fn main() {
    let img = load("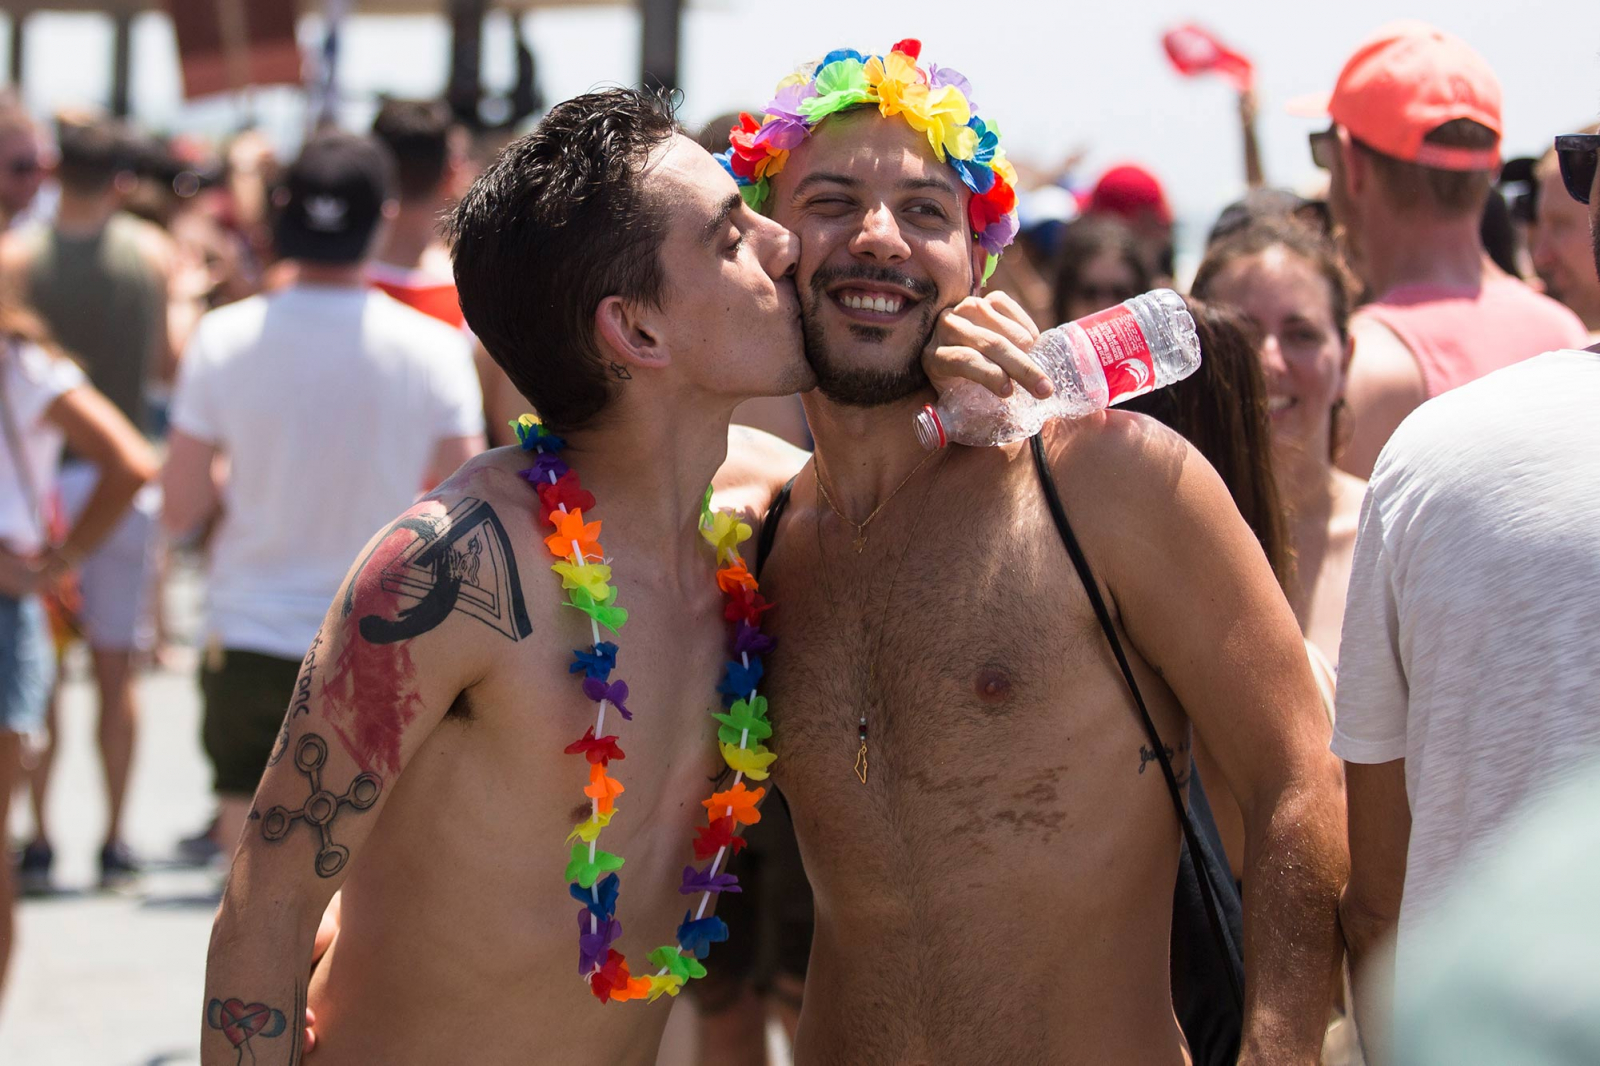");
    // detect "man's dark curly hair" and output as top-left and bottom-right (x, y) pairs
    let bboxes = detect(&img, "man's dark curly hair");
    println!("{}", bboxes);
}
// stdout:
(447, 88), (679, 433)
